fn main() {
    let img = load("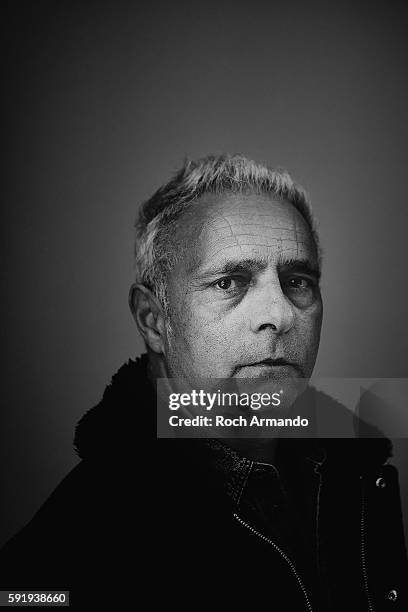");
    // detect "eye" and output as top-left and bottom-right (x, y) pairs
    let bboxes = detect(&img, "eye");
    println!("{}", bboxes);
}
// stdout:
(286, 277), (311, 290)
(212, 276), (247, 293)
(214, 278), (236, 291)
(283, 276), (317, 308)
